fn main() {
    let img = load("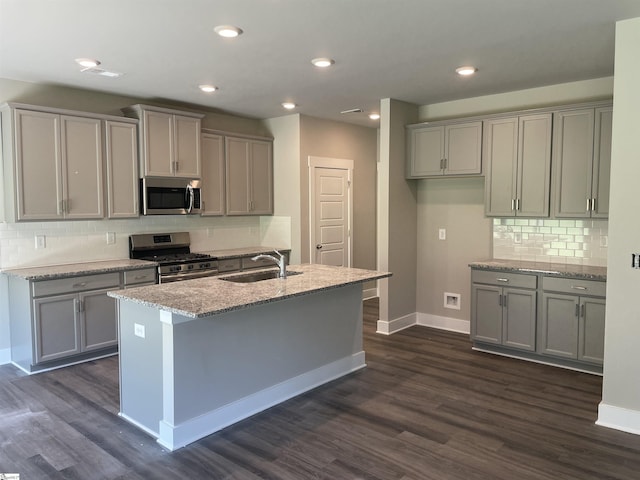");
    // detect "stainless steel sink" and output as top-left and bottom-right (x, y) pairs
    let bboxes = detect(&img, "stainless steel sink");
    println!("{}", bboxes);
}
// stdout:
(220, 270), (301, 283)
